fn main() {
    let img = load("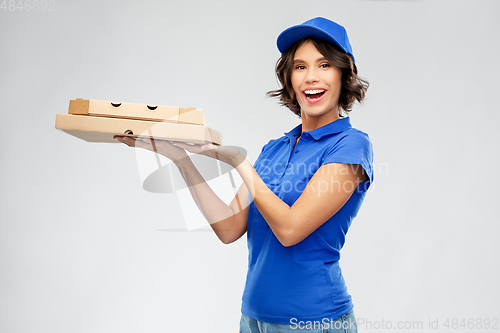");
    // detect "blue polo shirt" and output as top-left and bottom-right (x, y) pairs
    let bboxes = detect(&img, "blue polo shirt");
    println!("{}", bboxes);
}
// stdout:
(241, 117), (373, 324)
